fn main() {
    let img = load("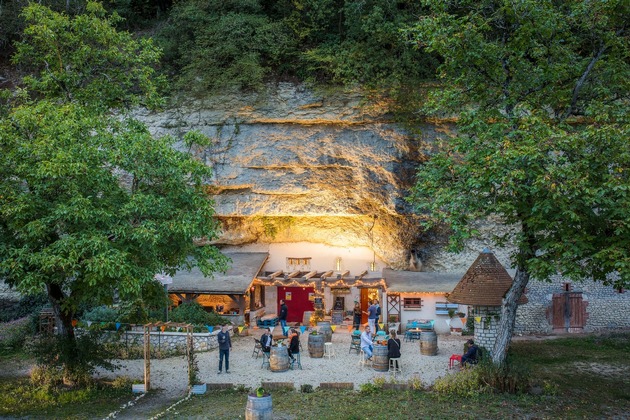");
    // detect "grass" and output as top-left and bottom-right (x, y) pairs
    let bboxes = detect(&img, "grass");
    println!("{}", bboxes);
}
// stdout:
(0, 332), (628, 418)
